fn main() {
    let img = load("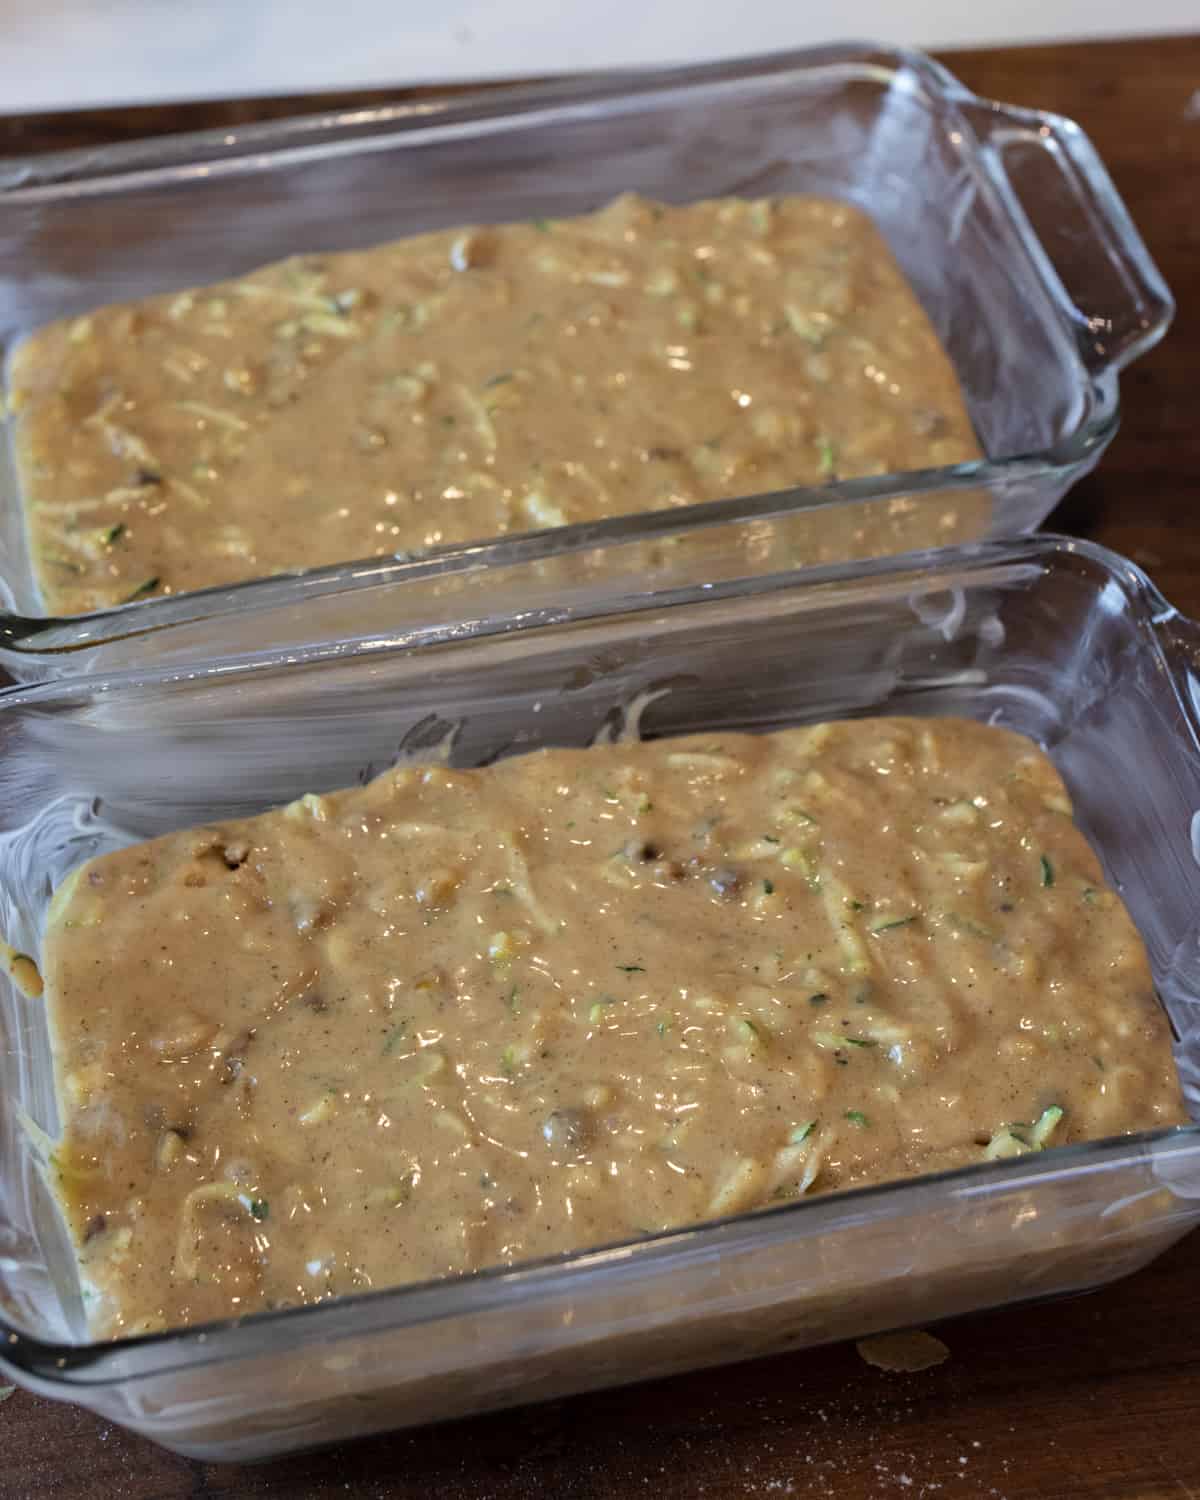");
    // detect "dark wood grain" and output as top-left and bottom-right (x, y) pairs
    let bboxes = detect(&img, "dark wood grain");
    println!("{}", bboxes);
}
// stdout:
(2, 33), (1198, 1499)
